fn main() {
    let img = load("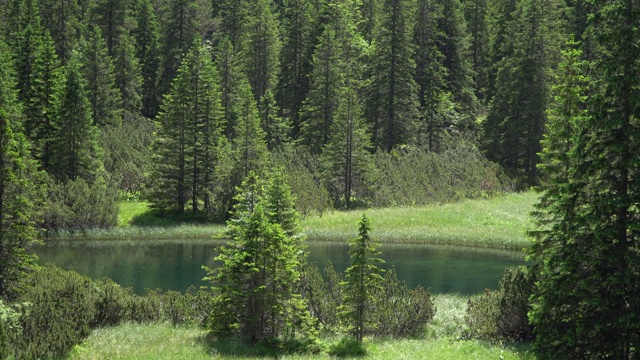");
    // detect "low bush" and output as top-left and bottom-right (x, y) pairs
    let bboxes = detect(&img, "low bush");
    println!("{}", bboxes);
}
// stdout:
(42, 175), (119, 232)
(297, 260), (343, 332)
(369, 268), (435, 338)
(465, 266), (534, 342)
